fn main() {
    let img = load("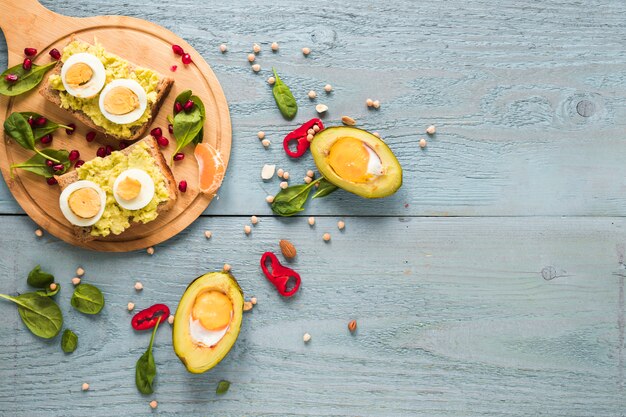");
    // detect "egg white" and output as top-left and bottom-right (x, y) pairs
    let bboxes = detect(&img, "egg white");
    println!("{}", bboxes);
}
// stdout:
(113, 168), (155, 211)
(59, 180), (106, 227)
(61, 53), (106, 99)
(98, 79), (147, 125)
(189, 316), (230, 348)
(365, 144), (384, 176)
